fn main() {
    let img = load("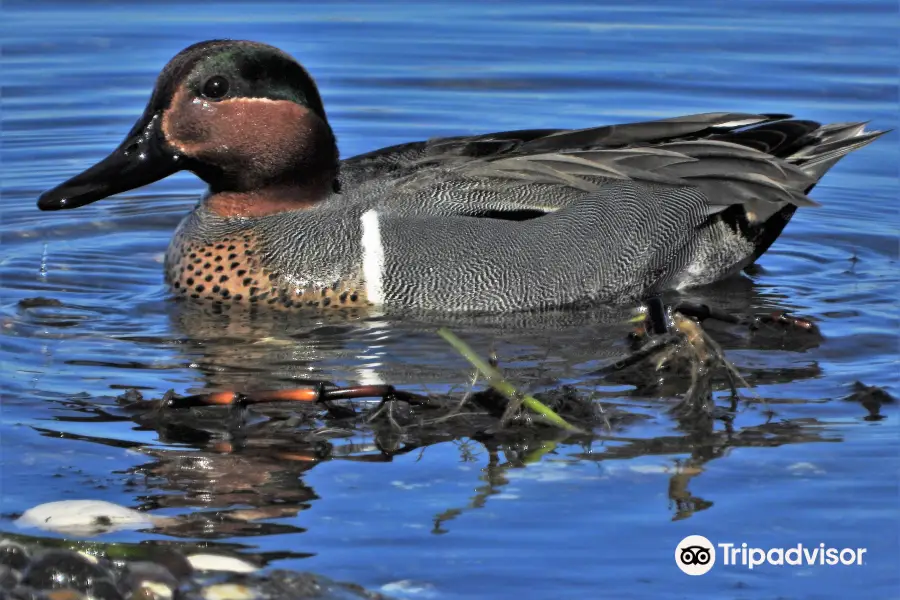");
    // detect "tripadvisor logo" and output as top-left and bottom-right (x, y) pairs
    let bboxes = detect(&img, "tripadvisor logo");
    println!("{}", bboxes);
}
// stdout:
(675, 535), (716, 575)
(675, 536), (867, 575)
